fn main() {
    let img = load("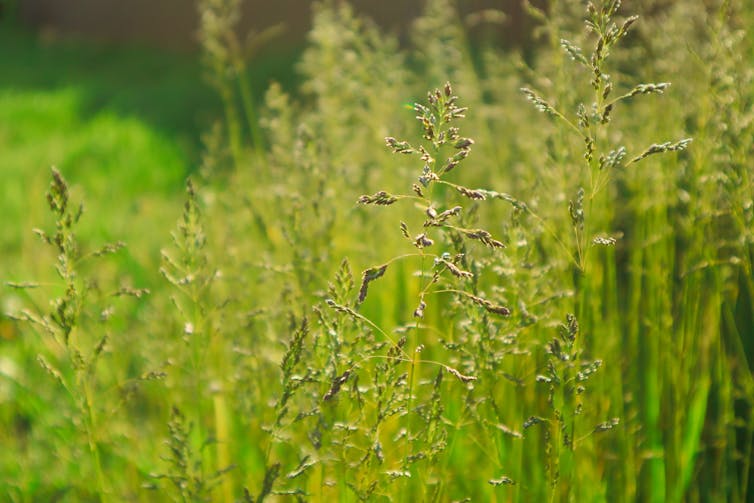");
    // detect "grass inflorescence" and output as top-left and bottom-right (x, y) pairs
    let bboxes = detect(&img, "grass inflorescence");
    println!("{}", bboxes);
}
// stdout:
(2, 0), (753, 501)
